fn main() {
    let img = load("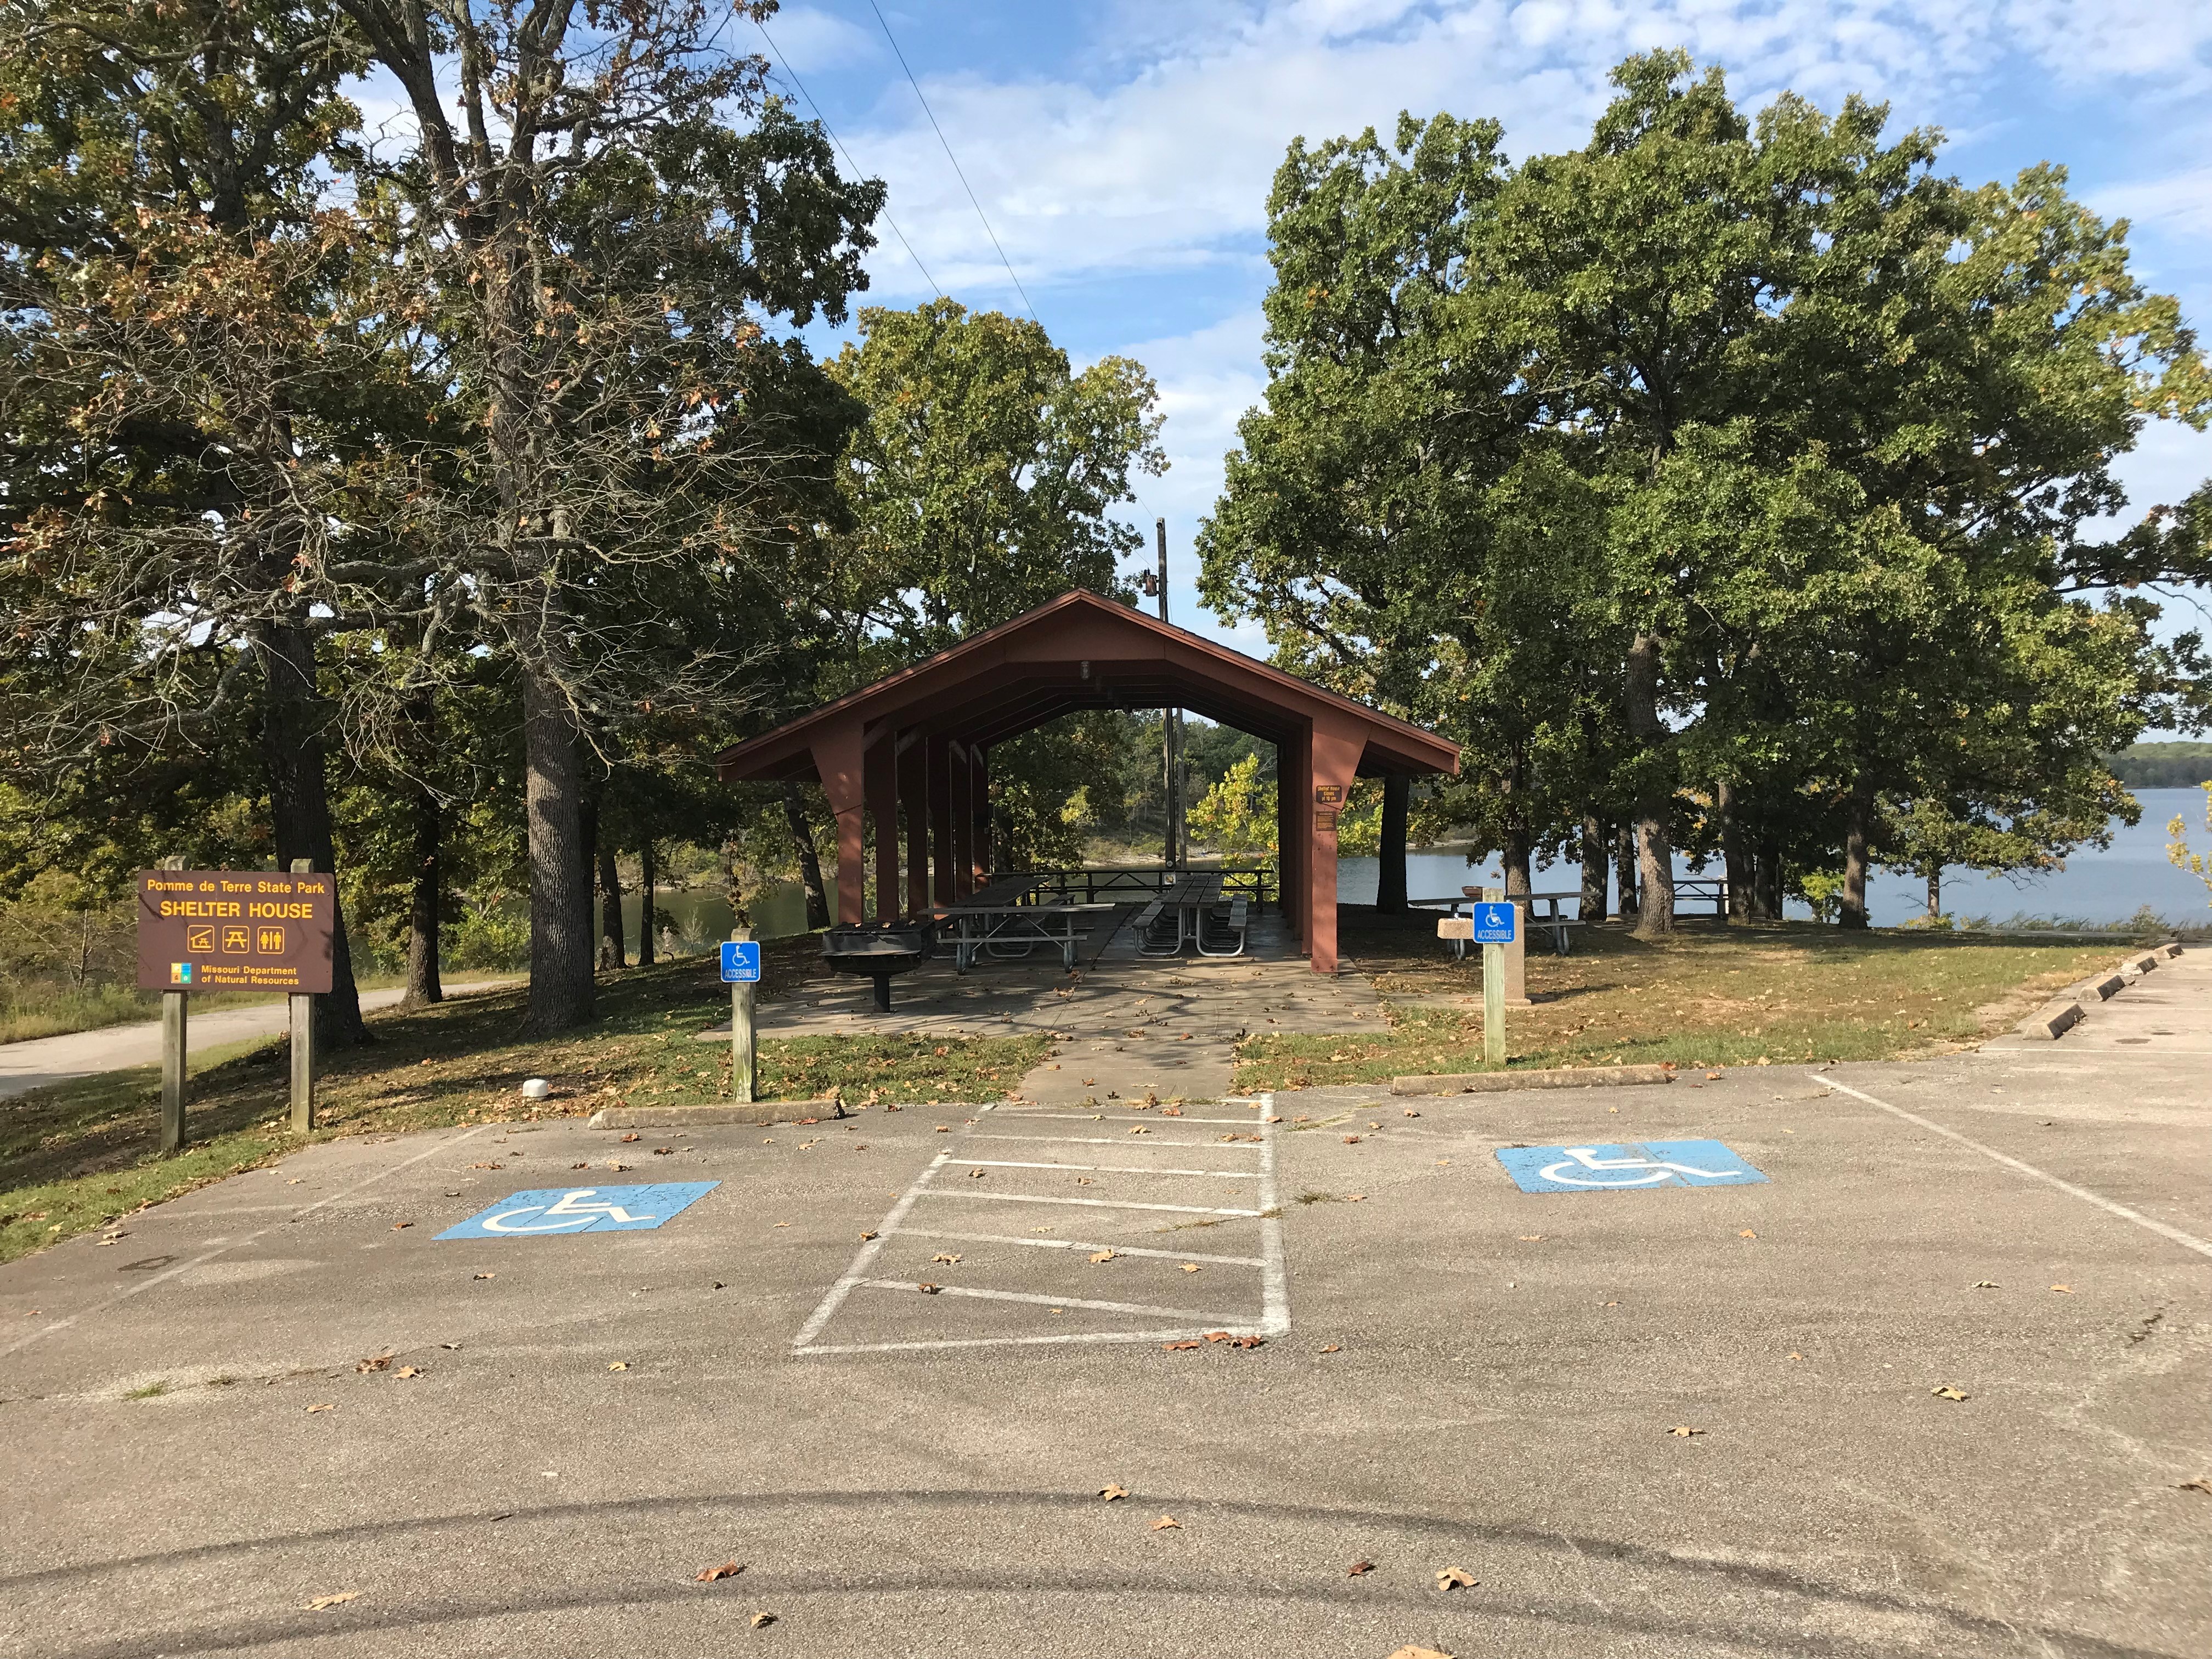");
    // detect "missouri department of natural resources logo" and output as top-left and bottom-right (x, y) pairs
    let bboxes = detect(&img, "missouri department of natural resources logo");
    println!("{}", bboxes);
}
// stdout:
(169, 962), (193, 985)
